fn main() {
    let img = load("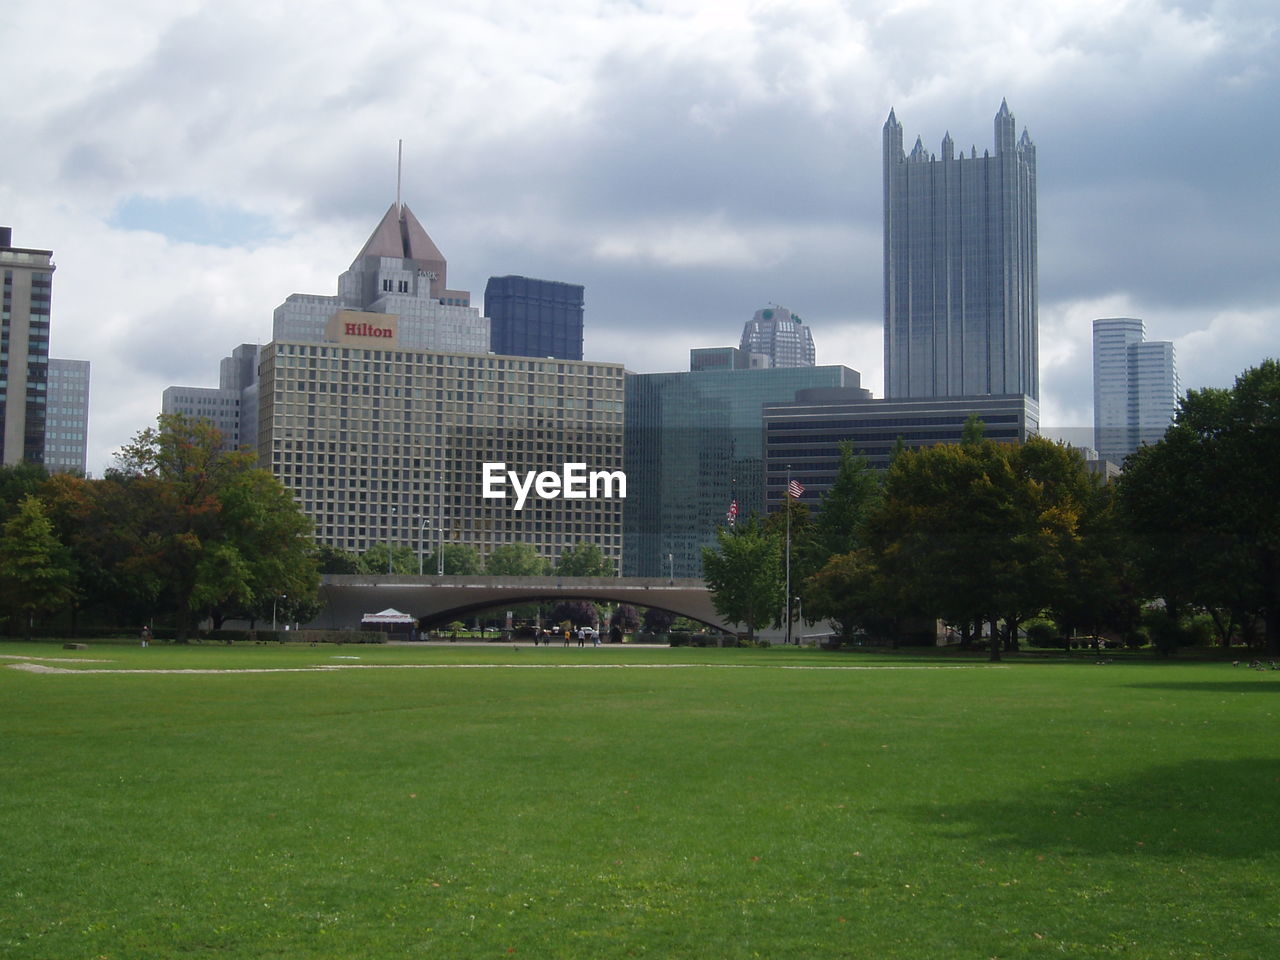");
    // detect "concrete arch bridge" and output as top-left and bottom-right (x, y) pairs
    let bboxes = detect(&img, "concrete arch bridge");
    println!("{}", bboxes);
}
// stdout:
(313, 575), (730, 632)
